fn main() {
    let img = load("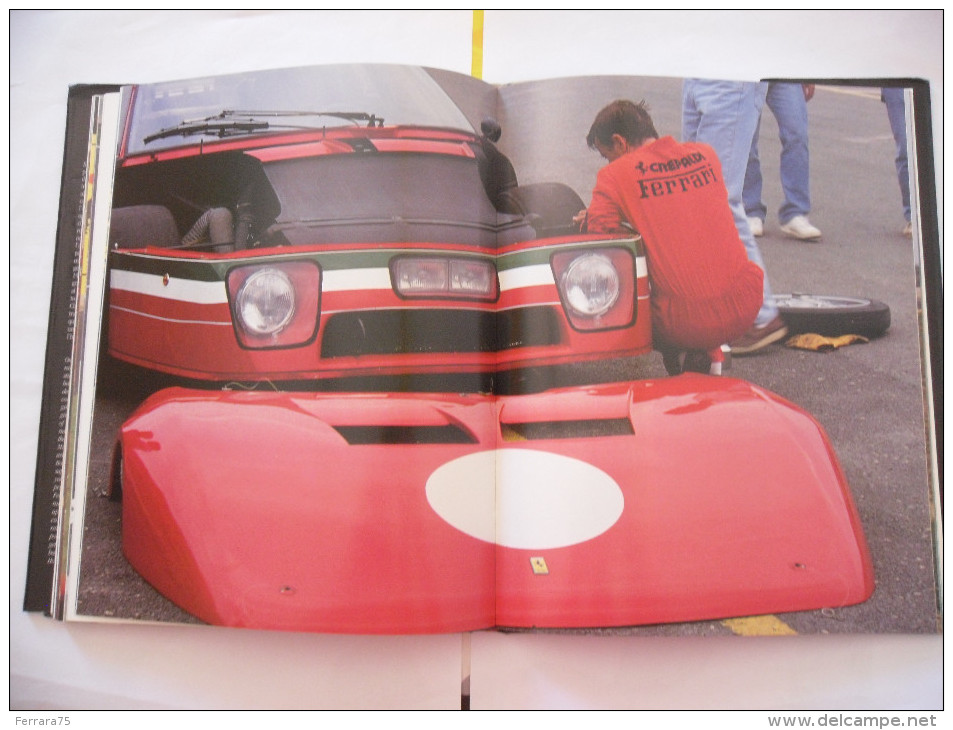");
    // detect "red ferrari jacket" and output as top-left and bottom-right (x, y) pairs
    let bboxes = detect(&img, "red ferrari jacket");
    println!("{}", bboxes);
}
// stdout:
(586, 136), (763, 350)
